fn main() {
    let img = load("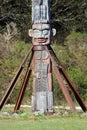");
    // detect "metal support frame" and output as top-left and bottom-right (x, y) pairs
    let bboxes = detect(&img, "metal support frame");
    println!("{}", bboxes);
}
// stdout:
(0, 45), (87, 113)
(45, 45), (87, 112)
(47, 45), (87, 112)
(45, 46), (76, 112)
(59, 67), (87, 112)
(0, 47), (33, 110)
(14, 51), (34, 112)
